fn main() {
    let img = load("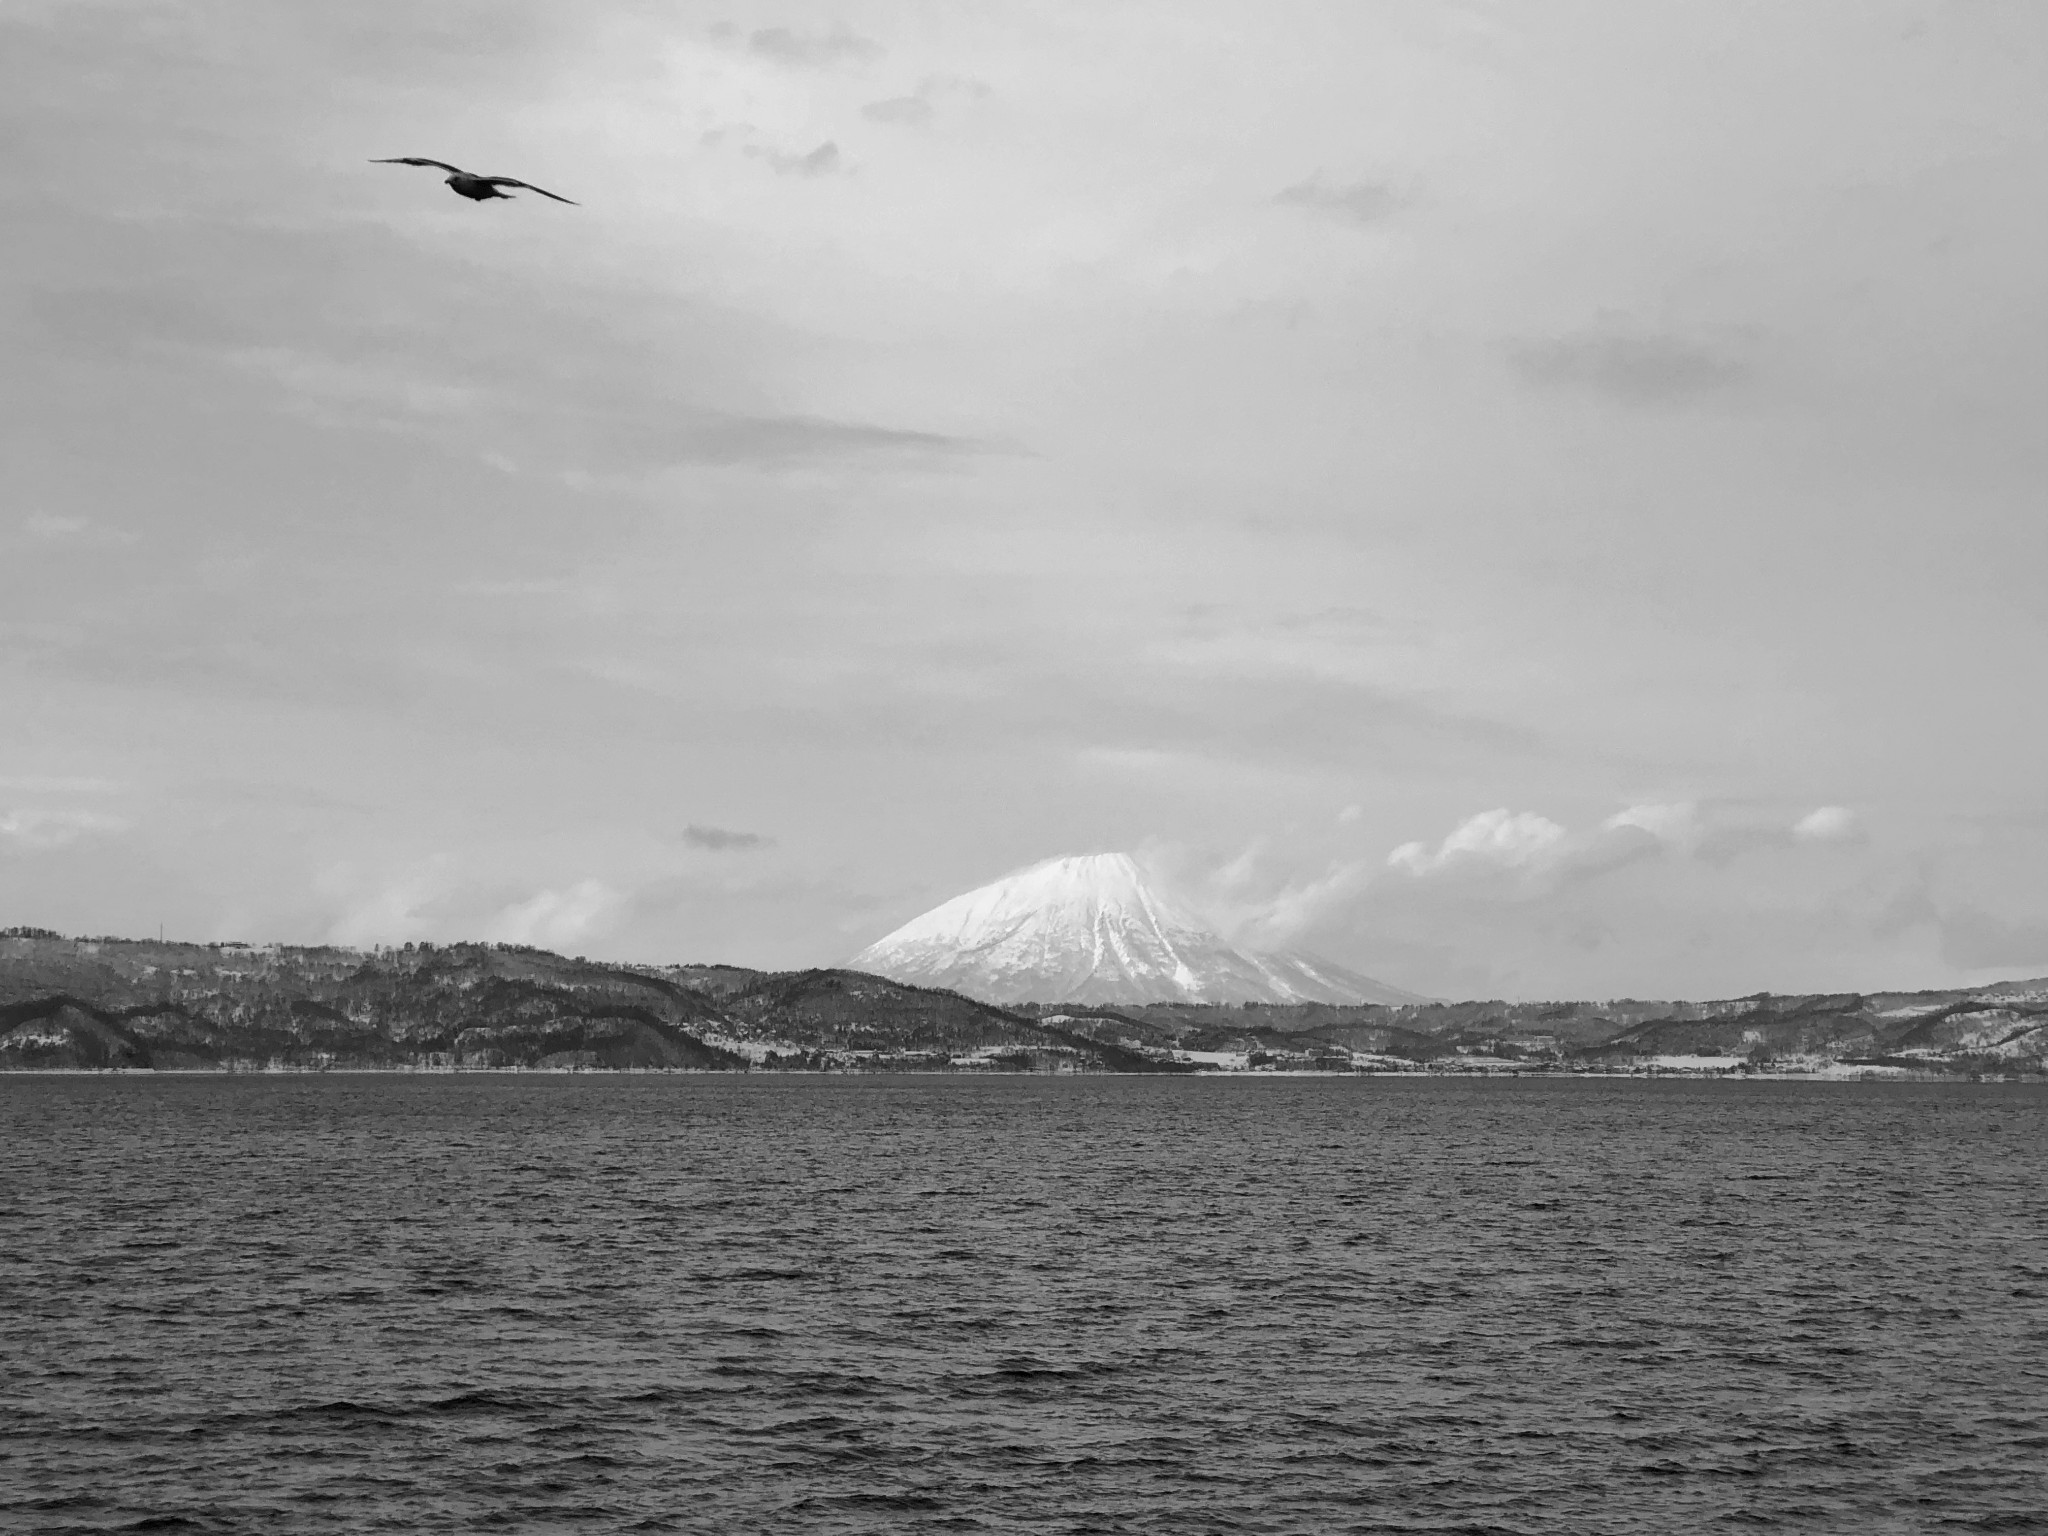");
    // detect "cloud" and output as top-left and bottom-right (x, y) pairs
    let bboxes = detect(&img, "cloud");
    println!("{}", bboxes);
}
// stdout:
(1134, 839), (1372, 950)
(1276, 177), (1403, 224)
(0, 776), (123, 795)
(1871, 863), (2048, 973)
(227, 331), (978, 472)
(744, 140), (844, 177)
(1337, 803), (1363, 825)
(745, 27), (883, 67)
(1375, 799), (1768, 892)
(22, 512), (136, 545)
(1589, 799), (1861, 868)
(1241, 860), (1373, 945)
(1508, 325), (1748, 404)
(1603, 800), (1702, 849)
(180, 778), (369, 814)
(641, 411), (980, 466)
(320, 860), (630, 953)
(861, 96), (934, 128)
(1602, 801), (1861, 865)
(486, 879), (625, 950)
(0, 807), (130, 849)
(681, 824), (772, 852)
(1935, 904), (2048, 971)
(323, 862), (452, 947)
(702, 124), (847, 177)
(1388, 808), (1567, 876)
(859, 78), (988, 128)
(206, 344), (494, 443)
(1794, 805), (1859, 841)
